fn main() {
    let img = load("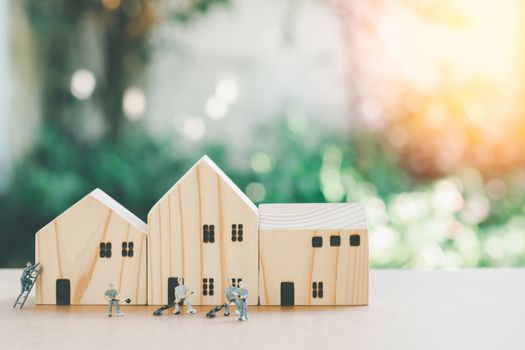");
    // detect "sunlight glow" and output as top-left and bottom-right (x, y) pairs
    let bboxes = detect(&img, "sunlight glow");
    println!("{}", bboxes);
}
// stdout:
(183, 117), (206, 141)
(349, 0), (523, 174)
(205, 78), (240, 120)
(123, 86), (146, 120)
(245, 182), (266, 202)
(432, 180), (464, 213)
(250, 152), (273, 174)
(70, 69), (96, 100)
